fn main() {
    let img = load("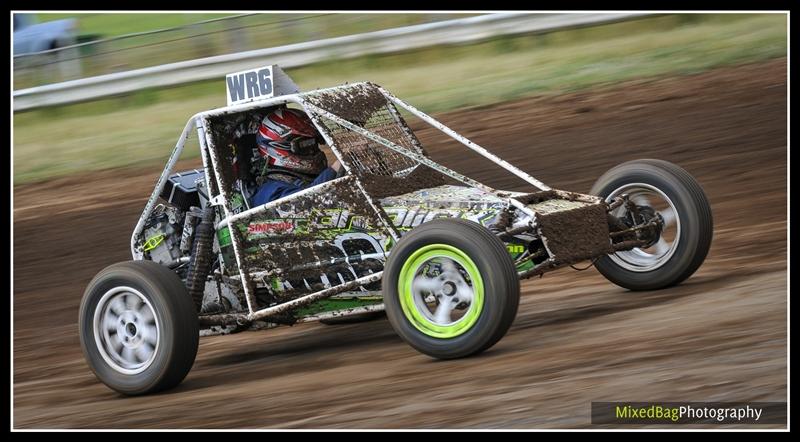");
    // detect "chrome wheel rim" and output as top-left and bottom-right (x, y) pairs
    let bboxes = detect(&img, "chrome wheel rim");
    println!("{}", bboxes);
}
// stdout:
(606, 183), (681, 272)
(93, 286), (160, 375)
(411, 256), (477, 327)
